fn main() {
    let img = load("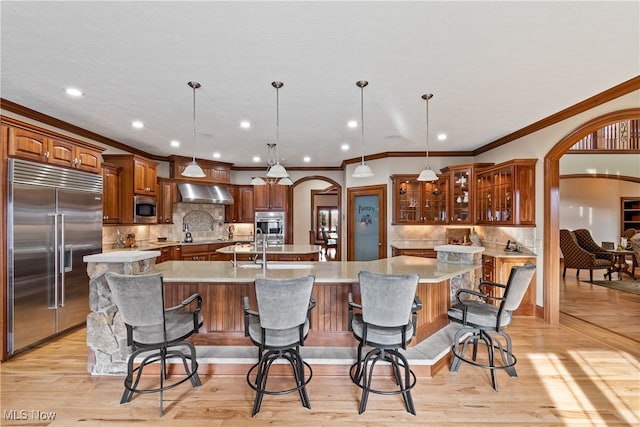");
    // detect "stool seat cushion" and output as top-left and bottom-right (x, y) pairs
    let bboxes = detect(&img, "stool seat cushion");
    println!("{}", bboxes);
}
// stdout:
(448, 300), (512, 329)
(133, 311), (203, 344)
(247, 316), (310, 348)
(351, 314), (414, 346)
